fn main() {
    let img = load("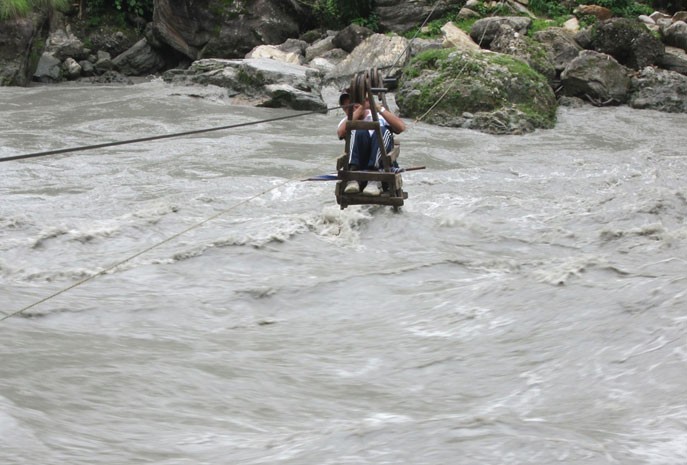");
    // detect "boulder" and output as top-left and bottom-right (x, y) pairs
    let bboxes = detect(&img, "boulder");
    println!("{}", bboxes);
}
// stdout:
(491, 24), (556, 83)
(62, 57), (82, 79)
(441, 22), (480, 51)
(246, 38), (308, 65)
(162, 58), (326, 111)
(0, 12), (49, 86)
(152, 0), (305, 61)
(457, 7), (481, 20)
(629, 66), (687, 113)
(246, 45), (303, 65)
(396, 48), (557, 135)
(560, 50), (632, 104)
(332, 24), (374, 54)
(662, 21), (687, 51)
(95, 50), (114, 74)
(45, 27), (89, 61)
(33, 52), (62, 83)
(573, 4), (613, 21)
(591, 18), (665, 69)
(326, 34), (410, 86)
(305, 35), (336, 62)
(657, 46), (687, 75)
(563, 17), (580, 33)
(469, 16), (532, 49)
(533, 27), (583, 74)
(410, 37), (443, 57)
(112, 38), (166, 75)
(85, 28), (136, 58)
(79, 59), (95, 76)
(375, 0), (455, 34)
